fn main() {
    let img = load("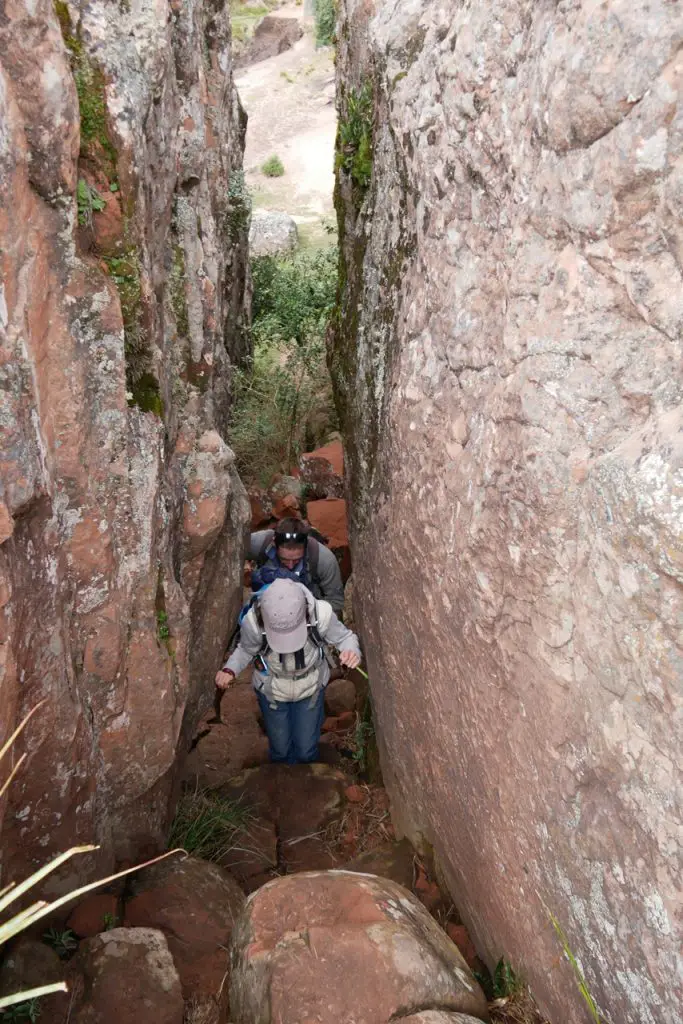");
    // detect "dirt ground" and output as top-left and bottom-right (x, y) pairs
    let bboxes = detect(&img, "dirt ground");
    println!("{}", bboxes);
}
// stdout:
(235, 4), (336, 247)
